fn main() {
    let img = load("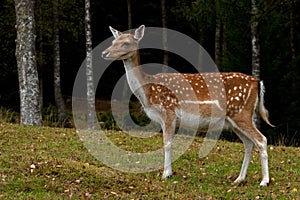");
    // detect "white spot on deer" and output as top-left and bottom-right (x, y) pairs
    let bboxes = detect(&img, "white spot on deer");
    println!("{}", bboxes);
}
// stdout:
(234, 86), (237, 90)
(235, 97), (240, 101)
